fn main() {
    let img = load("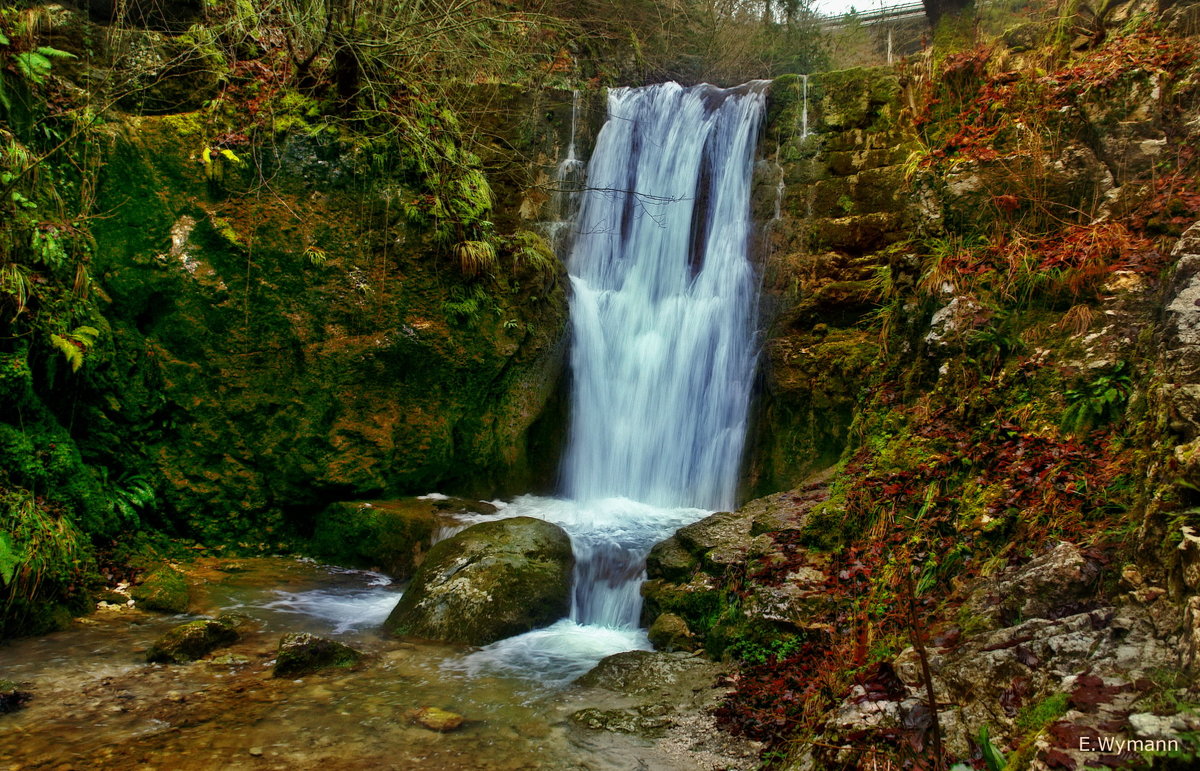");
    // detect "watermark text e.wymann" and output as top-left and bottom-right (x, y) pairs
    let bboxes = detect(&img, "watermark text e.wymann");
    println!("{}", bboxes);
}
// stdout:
(1079, 736), (1181, 753)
